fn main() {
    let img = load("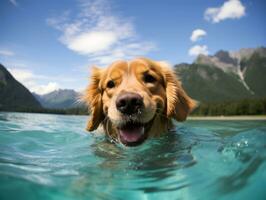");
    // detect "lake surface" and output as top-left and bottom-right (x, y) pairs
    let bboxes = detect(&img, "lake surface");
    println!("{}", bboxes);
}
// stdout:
(0, 112), (265, 200)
